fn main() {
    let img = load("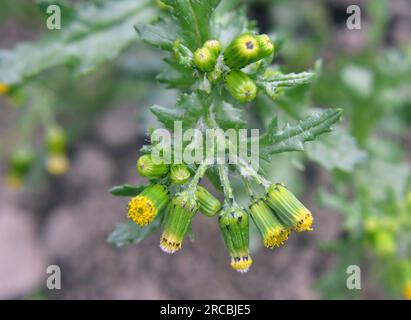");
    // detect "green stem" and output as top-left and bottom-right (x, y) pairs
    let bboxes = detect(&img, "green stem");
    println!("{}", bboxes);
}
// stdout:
(218, 164), (234, 202)
(187, 162), (209, 193)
